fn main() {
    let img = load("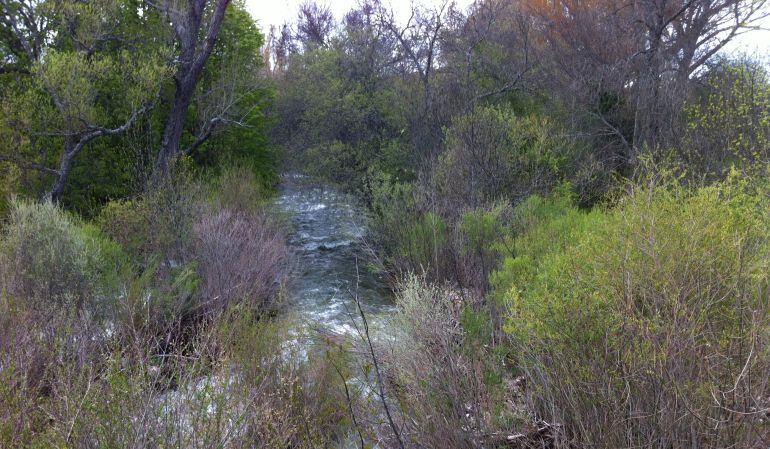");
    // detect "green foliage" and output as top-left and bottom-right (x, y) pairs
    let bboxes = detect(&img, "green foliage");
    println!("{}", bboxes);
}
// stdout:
(436, 106), (570, 208)
(0, 0), (277, 213)
(489, 187), (595, 302)
(459, 203), (510, 259)
(455, 203), (514, 291)
(685, 58), (770, 177)
(499, 173), (767, 345)
(273, 42), (410, 191)
(494, 172), (770, 446)
(385, 277), (526, 445)
(0, 200), (126, 312)
(0, 0), (171, 206)
(306, 141), (362, 185)
(396, 212), (449, 278)
(96, 198), (152, 263)
(208, 163), (272, 212)
(37, 49), (169, 127)
(189, 3), (276, 185)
